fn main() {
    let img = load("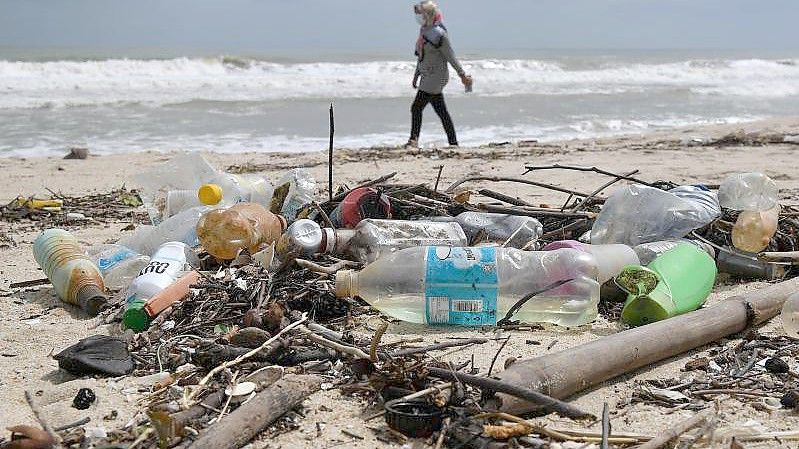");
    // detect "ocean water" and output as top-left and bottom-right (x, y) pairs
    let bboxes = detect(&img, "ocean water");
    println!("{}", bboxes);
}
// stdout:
(1, 49), (799, 157)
